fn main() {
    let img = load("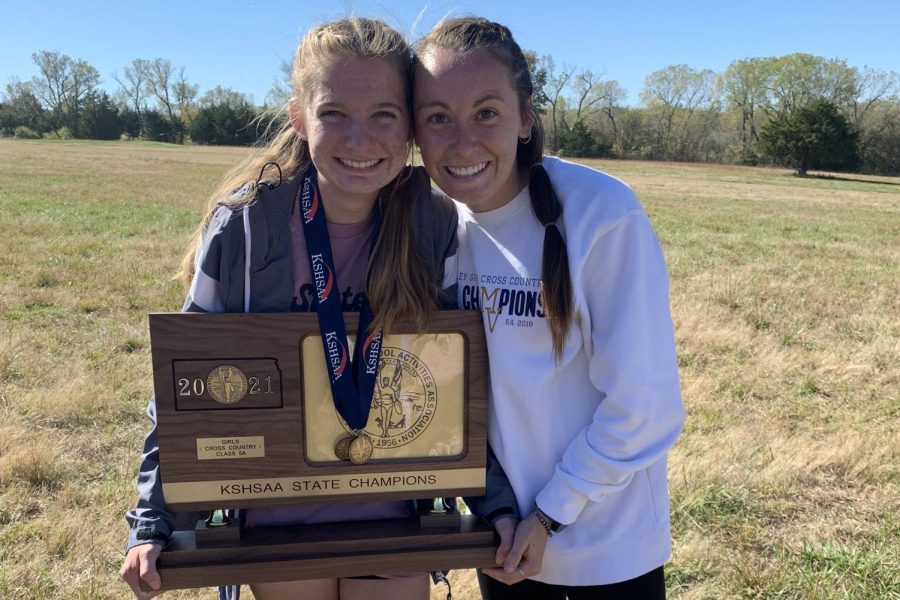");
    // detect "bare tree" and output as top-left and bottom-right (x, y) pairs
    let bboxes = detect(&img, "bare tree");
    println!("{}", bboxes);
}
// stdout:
(30, 50), (68, 124)
(568, 70), (606, 126)
(568, 74), (626, 146)
(145, 58), (189, 142)
(200, 85), (252, 109)
(529, 53), (625, 155)
(641, 64), (716, 159)
(145, 59), (175, 130)
(849, 67), (900, 129)
(718, 57), (774, 161)
(265, 60), (293, 108)
(113, 58), (151, 135)
(538, 56), (575, 152)
(173, 67), (199, 129)
(594, 80), (627, 147)
(30, 50), (99, 135)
